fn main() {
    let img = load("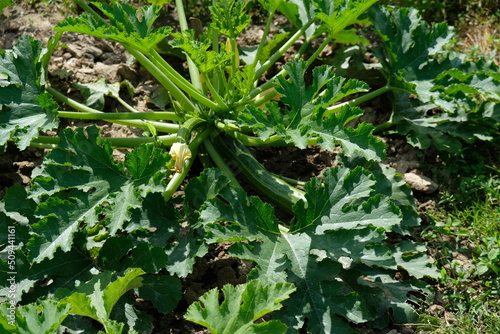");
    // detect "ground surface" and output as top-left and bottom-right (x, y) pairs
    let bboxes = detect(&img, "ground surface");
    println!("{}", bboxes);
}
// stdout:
(0, 3), (467, 333)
